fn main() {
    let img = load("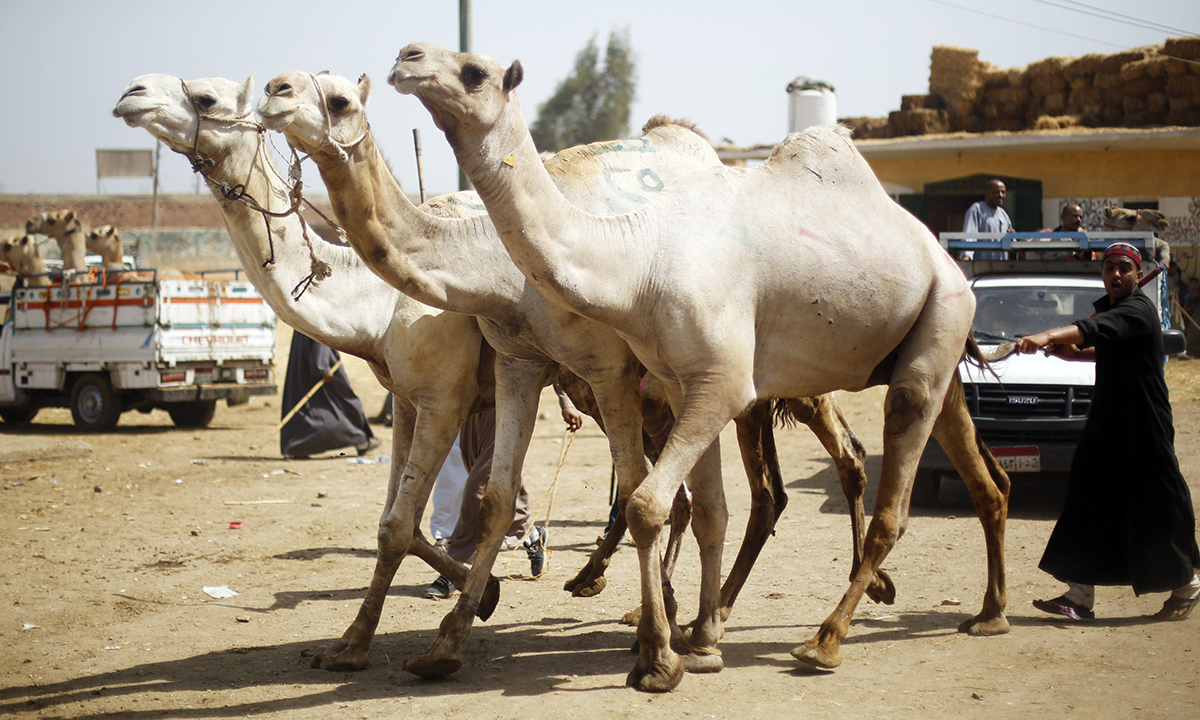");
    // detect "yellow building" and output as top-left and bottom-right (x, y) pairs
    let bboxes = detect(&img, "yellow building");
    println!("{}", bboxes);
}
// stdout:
(718, 125), (1200, 279)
